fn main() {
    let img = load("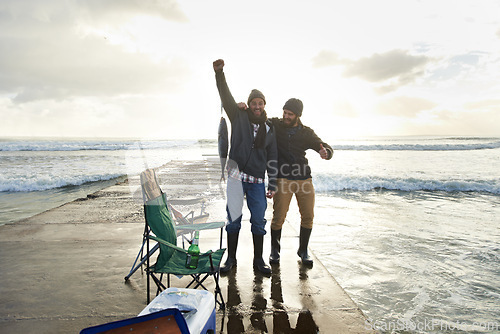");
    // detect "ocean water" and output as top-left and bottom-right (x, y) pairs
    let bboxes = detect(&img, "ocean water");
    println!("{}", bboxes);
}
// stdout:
(1, 136), (499, 333)
(304, 137), (500, 333)
(0, 138), (209, 224)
